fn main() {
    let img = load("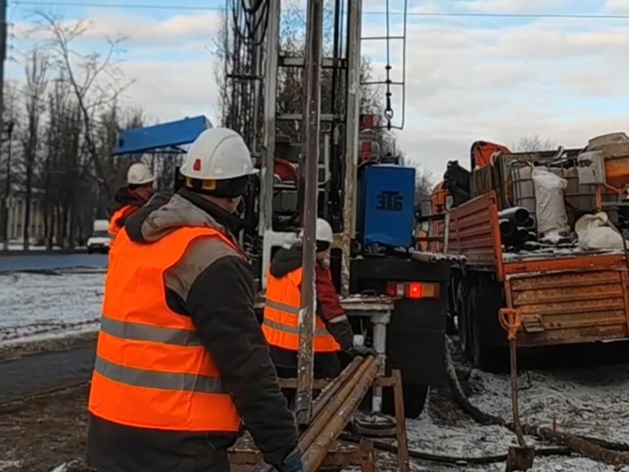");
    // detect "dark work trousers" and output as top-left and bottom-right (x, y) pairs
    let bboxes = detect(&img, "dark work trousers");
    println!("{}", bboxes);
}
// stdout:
(87, 414), (235, 472)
